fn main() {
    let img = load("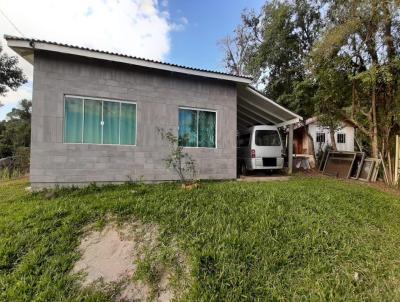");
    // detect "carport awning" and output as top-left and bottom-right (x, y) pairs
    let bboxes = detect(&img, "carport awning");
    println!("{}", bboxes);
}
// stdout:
(237, 86), (302, 131)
